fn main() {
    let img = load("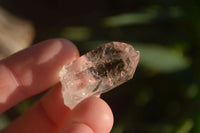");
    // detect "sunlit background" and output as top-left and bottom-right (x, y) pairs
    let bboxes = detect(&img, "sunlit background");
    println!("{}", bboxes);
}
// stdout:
(0, 0), (200, 133)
